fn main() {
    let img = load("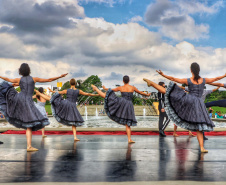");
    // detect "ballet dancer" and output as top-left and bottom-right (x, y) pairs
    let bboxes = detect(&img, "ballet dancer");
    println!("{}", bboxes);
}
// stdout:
(36, 78), (99, 141)
(91, 75), (151, 143)
(33, 87), (50, 138)
(0, 63), (68, 151)
(143, 62), (226, 153)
